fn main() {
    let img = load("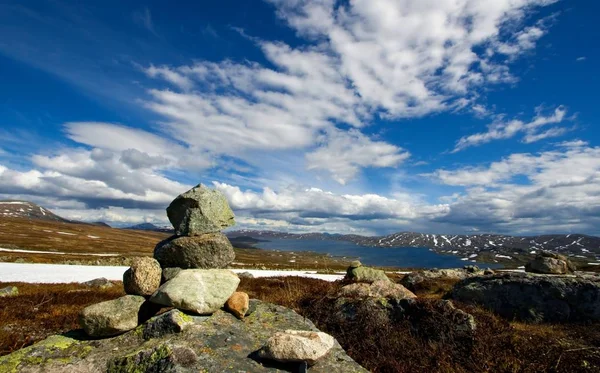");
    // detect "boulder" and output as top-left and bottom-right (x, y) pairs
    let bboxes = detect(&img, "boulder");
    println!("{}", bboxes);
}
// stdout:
(79, 295), (146, 337)
(0, 286), (18, 297)
(154, 233), (235, 269)
(525, 251), (575, 274)
(338, 280), (416, 300)
(149, 269), (240, 315)
(345, 266), (389, 283)
(451, 272), (600, 322)
(167, 184), (235, 235)
(123, 257), (162, 296)
(142, 309), (196, 340)
(396, 298), (477, 342)
(258, 330), (335, 365)
(400, 267), (484, 292)
(1, 301), (367, 372)
(225, 291), (250, 319)
(82, 277), (114, 289)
